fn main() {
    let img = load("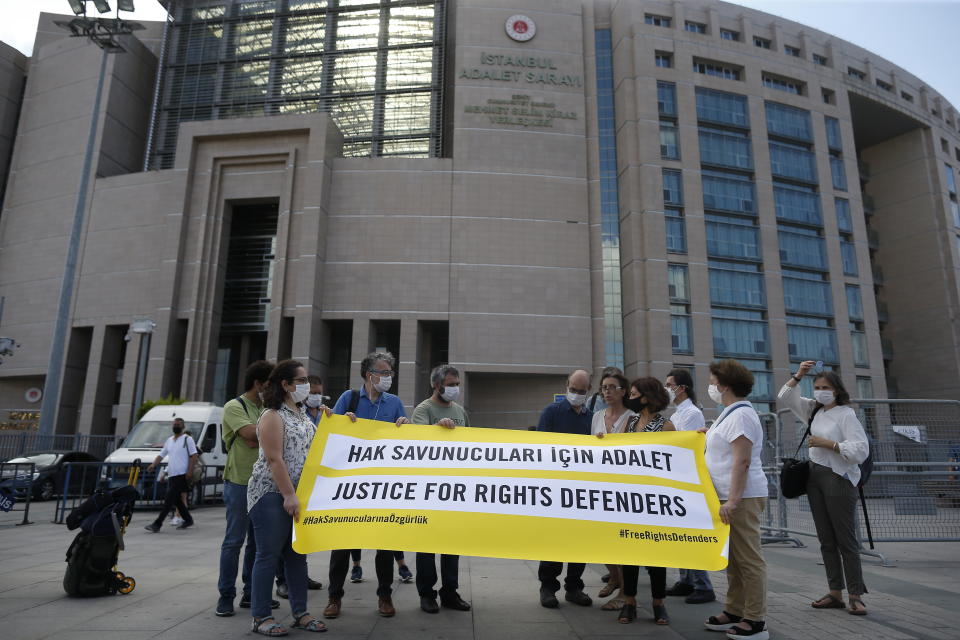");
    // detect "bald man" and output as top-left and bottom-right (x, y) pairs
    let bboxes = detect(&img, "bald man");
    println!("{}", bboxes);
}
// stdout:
(534, 369), (594, 608)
